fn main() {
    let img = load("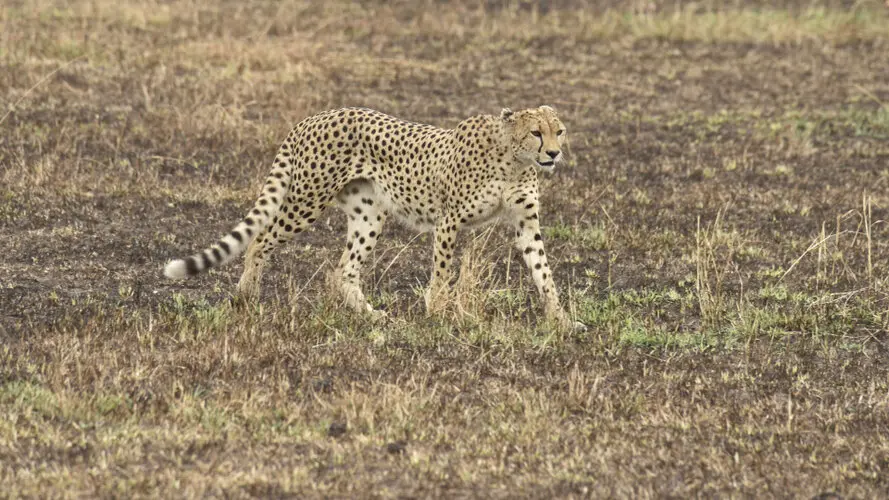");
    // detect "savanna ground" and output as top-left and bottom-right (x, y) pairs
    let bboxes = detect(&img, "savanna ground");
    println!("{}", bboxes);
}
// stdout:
(2, 0), (889, 497)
